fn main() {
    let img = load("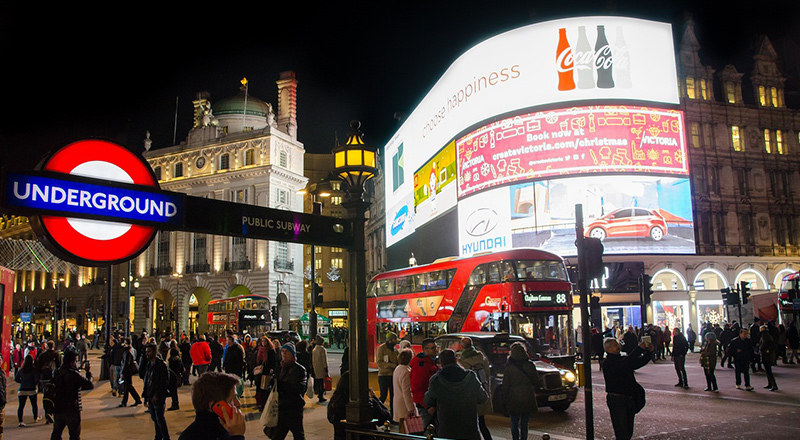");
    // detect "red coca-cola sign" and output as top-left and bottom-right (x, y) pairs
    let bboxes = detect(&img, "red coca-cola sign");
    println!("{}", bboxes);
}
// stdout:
(457, 105), (688, 198)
